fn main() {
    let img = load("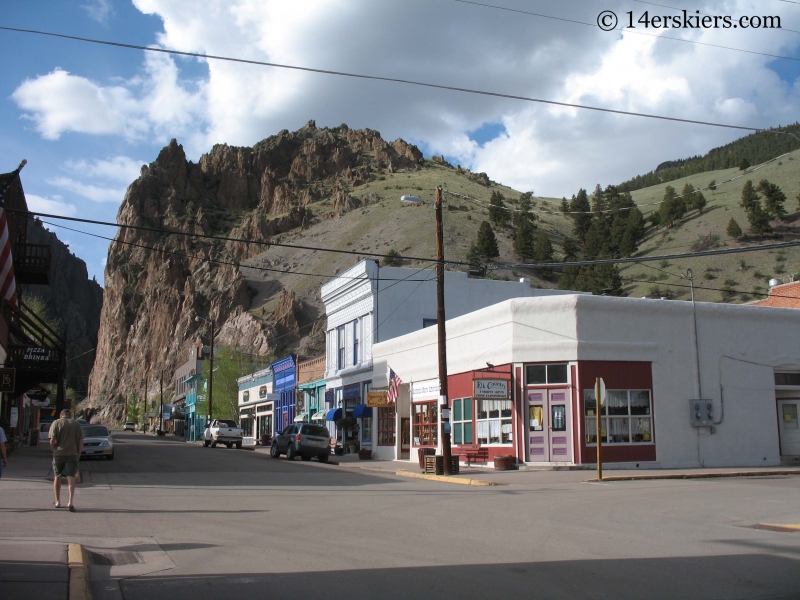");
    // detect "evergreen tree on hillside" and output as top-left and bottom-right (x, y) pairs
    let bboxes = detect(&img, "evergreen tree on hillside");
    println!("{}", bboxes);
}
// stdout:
(562, 237), (580, 261)
(488, 191), (509, 228)
(659, 185), (686, 227)
(740, 180), (759, 212)
(740, 180), (772, 234)
(513, 218), (535, 261)
(583, 218), (611, 260)
(533, 231), (554, 277)
(682, 183), (707, 213)
(591, 184), (607, 214)
(739, 157), (751, 171)
(726, 218), (743, 239)
(515, 193), (535, 227)
(569, 189), (592, 242)
(382, 249), (403, 266)
(473, 221), (500, 260)
(559, 197), (569, 215)
(708, 180), (717, 192)
(757, 179), (787, 220)
(558, 264), (623, 296)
